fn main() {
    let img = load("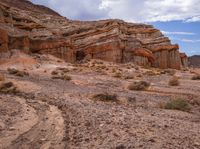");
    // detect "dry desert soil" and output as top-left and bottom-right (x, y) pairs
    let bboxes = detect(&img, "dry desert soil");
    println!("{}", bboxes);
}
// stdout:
(0, 53), (200, 149)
